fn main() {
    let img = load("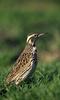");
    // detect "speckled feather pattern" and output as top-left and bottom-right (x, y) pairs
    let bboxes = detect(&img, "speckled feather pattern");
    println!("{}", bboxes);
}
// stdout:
(6, 44), (37, 85)
(5, 32), (44, 85)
